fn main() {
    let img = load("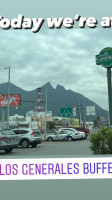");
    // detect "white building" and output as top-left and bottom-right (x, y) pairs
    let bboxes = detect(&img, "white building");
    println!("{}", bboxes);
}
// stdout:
(9, 114), (25, 120)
